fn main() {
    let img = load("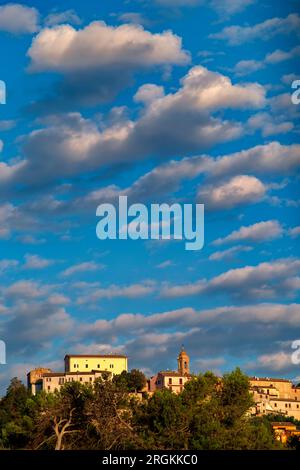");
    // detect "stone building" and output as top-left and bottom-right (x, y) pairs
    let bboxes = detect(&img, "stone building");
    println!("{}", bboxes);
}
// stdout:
(250, 377), (300, 420)
(27, 353), (128, 394)
(148, 346), (192, 394)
